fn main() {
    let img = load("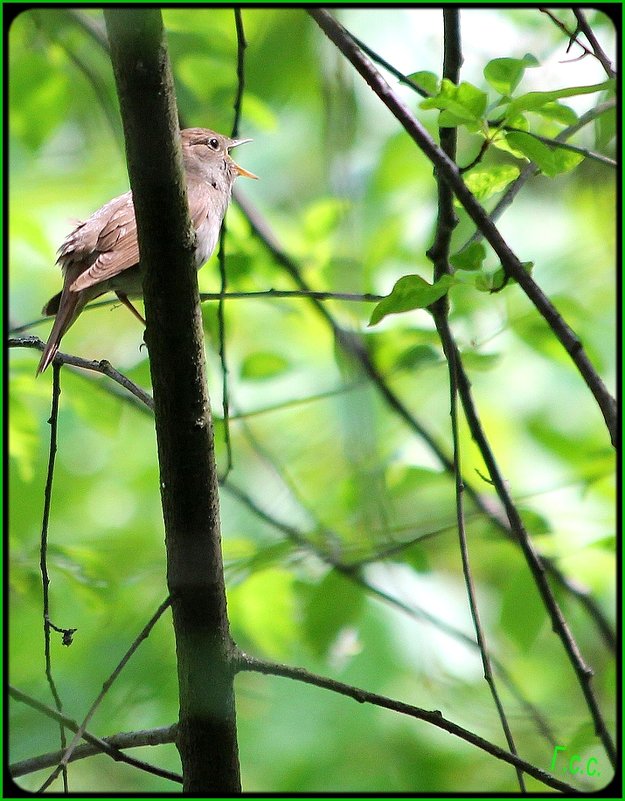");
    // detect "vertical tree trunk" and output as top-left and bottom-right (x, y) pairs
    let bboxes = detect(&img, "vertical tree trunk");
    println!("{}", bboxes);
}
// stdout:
(104, 10), (241, 793)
